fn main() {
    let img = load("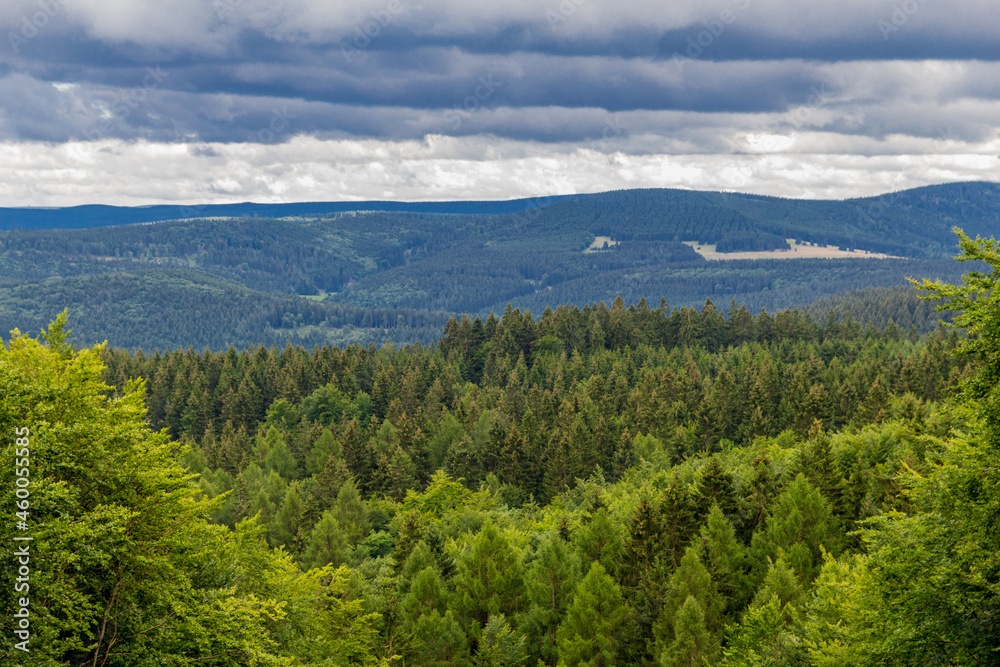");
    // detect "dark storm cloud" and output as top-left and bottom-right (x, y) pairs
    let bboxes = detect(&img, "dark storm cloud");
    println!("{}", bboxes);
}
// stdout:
(0, 0), (998, 209)
(0, 0), (998, 145)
